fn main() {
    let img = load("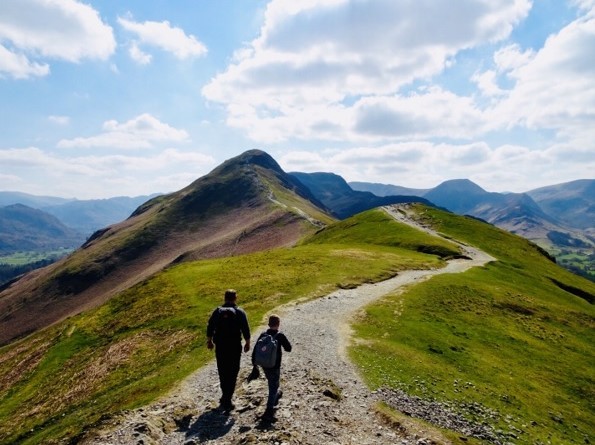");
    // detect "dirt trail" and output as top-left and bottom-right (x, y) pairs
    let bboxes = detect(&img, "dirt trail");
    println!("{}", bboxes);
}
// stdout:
(83, 205), (495, 445)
